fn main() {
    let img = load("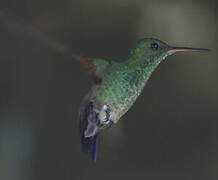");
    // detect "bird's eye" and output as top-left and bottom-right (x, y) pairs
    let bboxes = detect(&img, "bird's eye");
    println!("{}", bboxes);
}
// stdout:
(150, 43), (159, 50)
